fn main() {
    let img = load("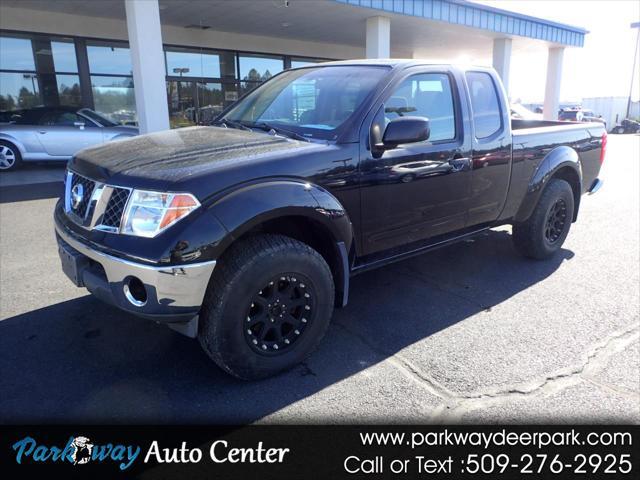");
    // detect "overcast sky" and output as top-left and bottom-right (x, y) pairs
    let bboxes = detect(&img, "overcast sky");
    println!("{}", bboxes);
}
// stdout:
(472, 0), (640, 103)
